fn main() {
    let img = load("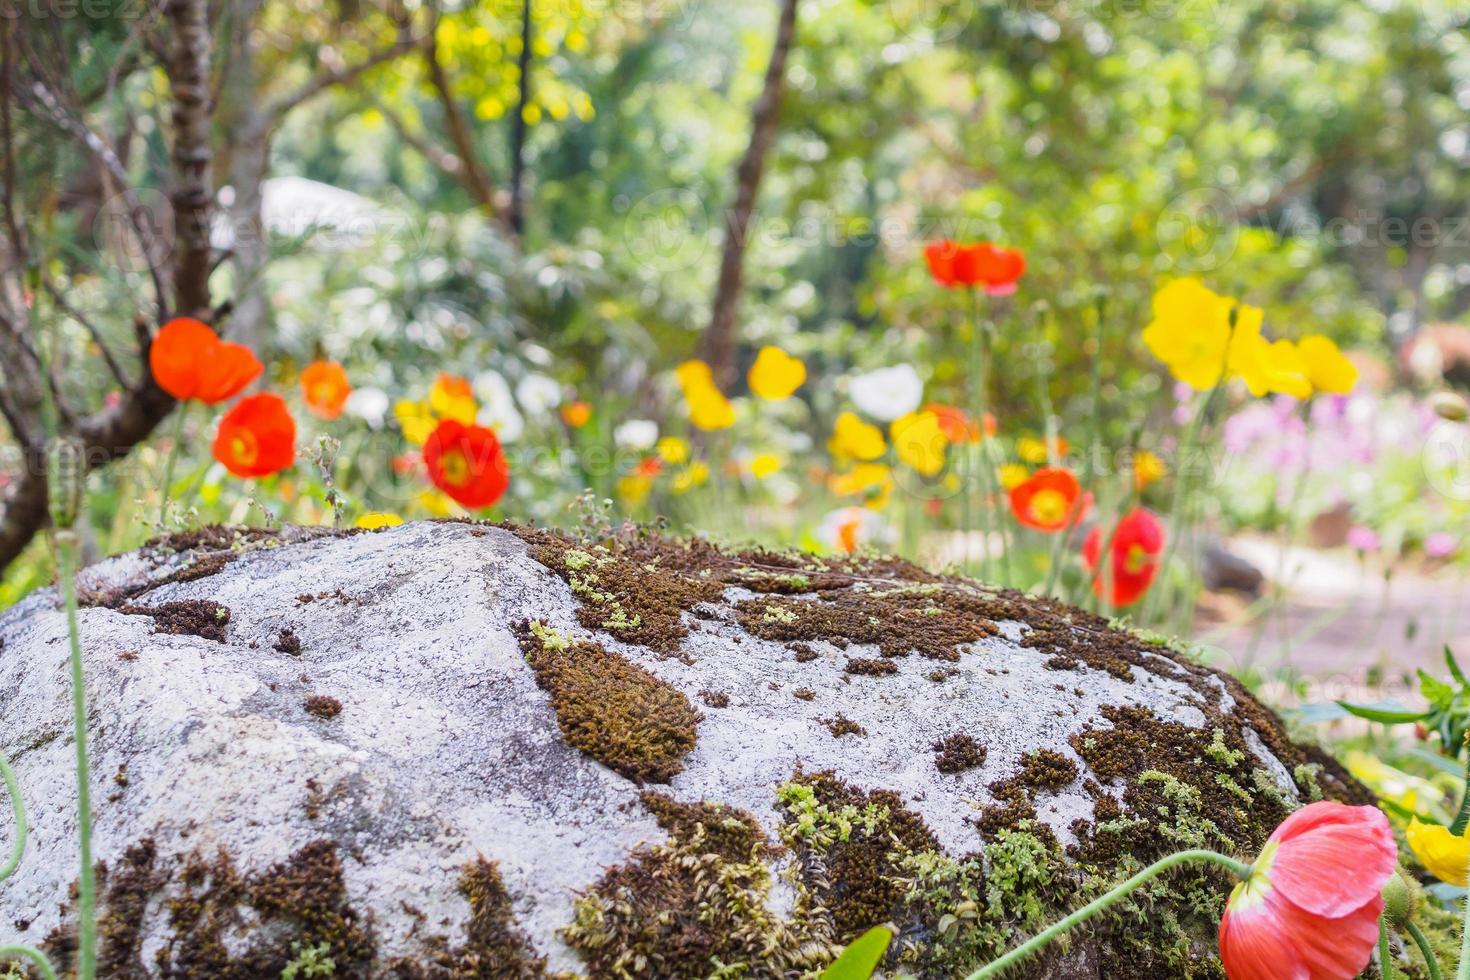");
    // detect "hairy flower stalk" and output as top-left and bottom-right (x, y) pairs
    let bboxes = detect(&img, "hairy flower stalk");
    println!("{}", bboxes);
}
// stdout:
(963, 849), (1253, 979)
